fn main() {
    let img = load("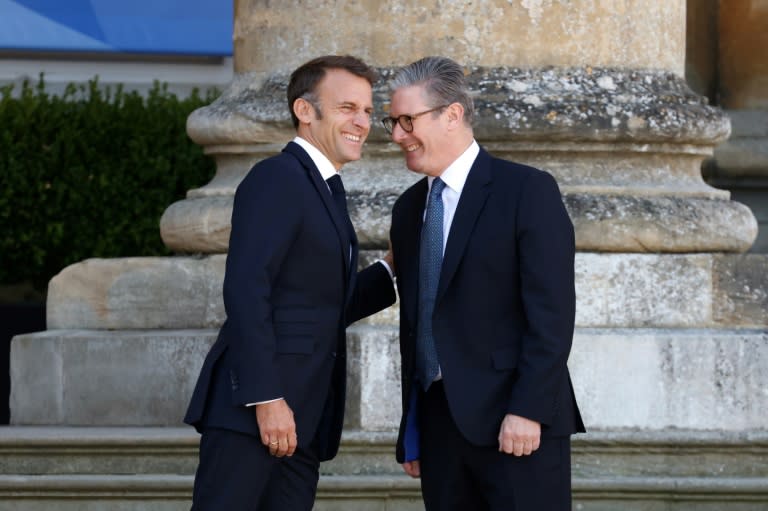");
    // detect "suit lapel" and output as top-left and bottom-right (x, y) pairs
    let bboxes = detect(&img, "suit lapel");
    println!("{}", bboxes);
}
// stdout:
(401, 179), (429, 325)
(283, 142), (353, 279)
(436, 149), (492, 304)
